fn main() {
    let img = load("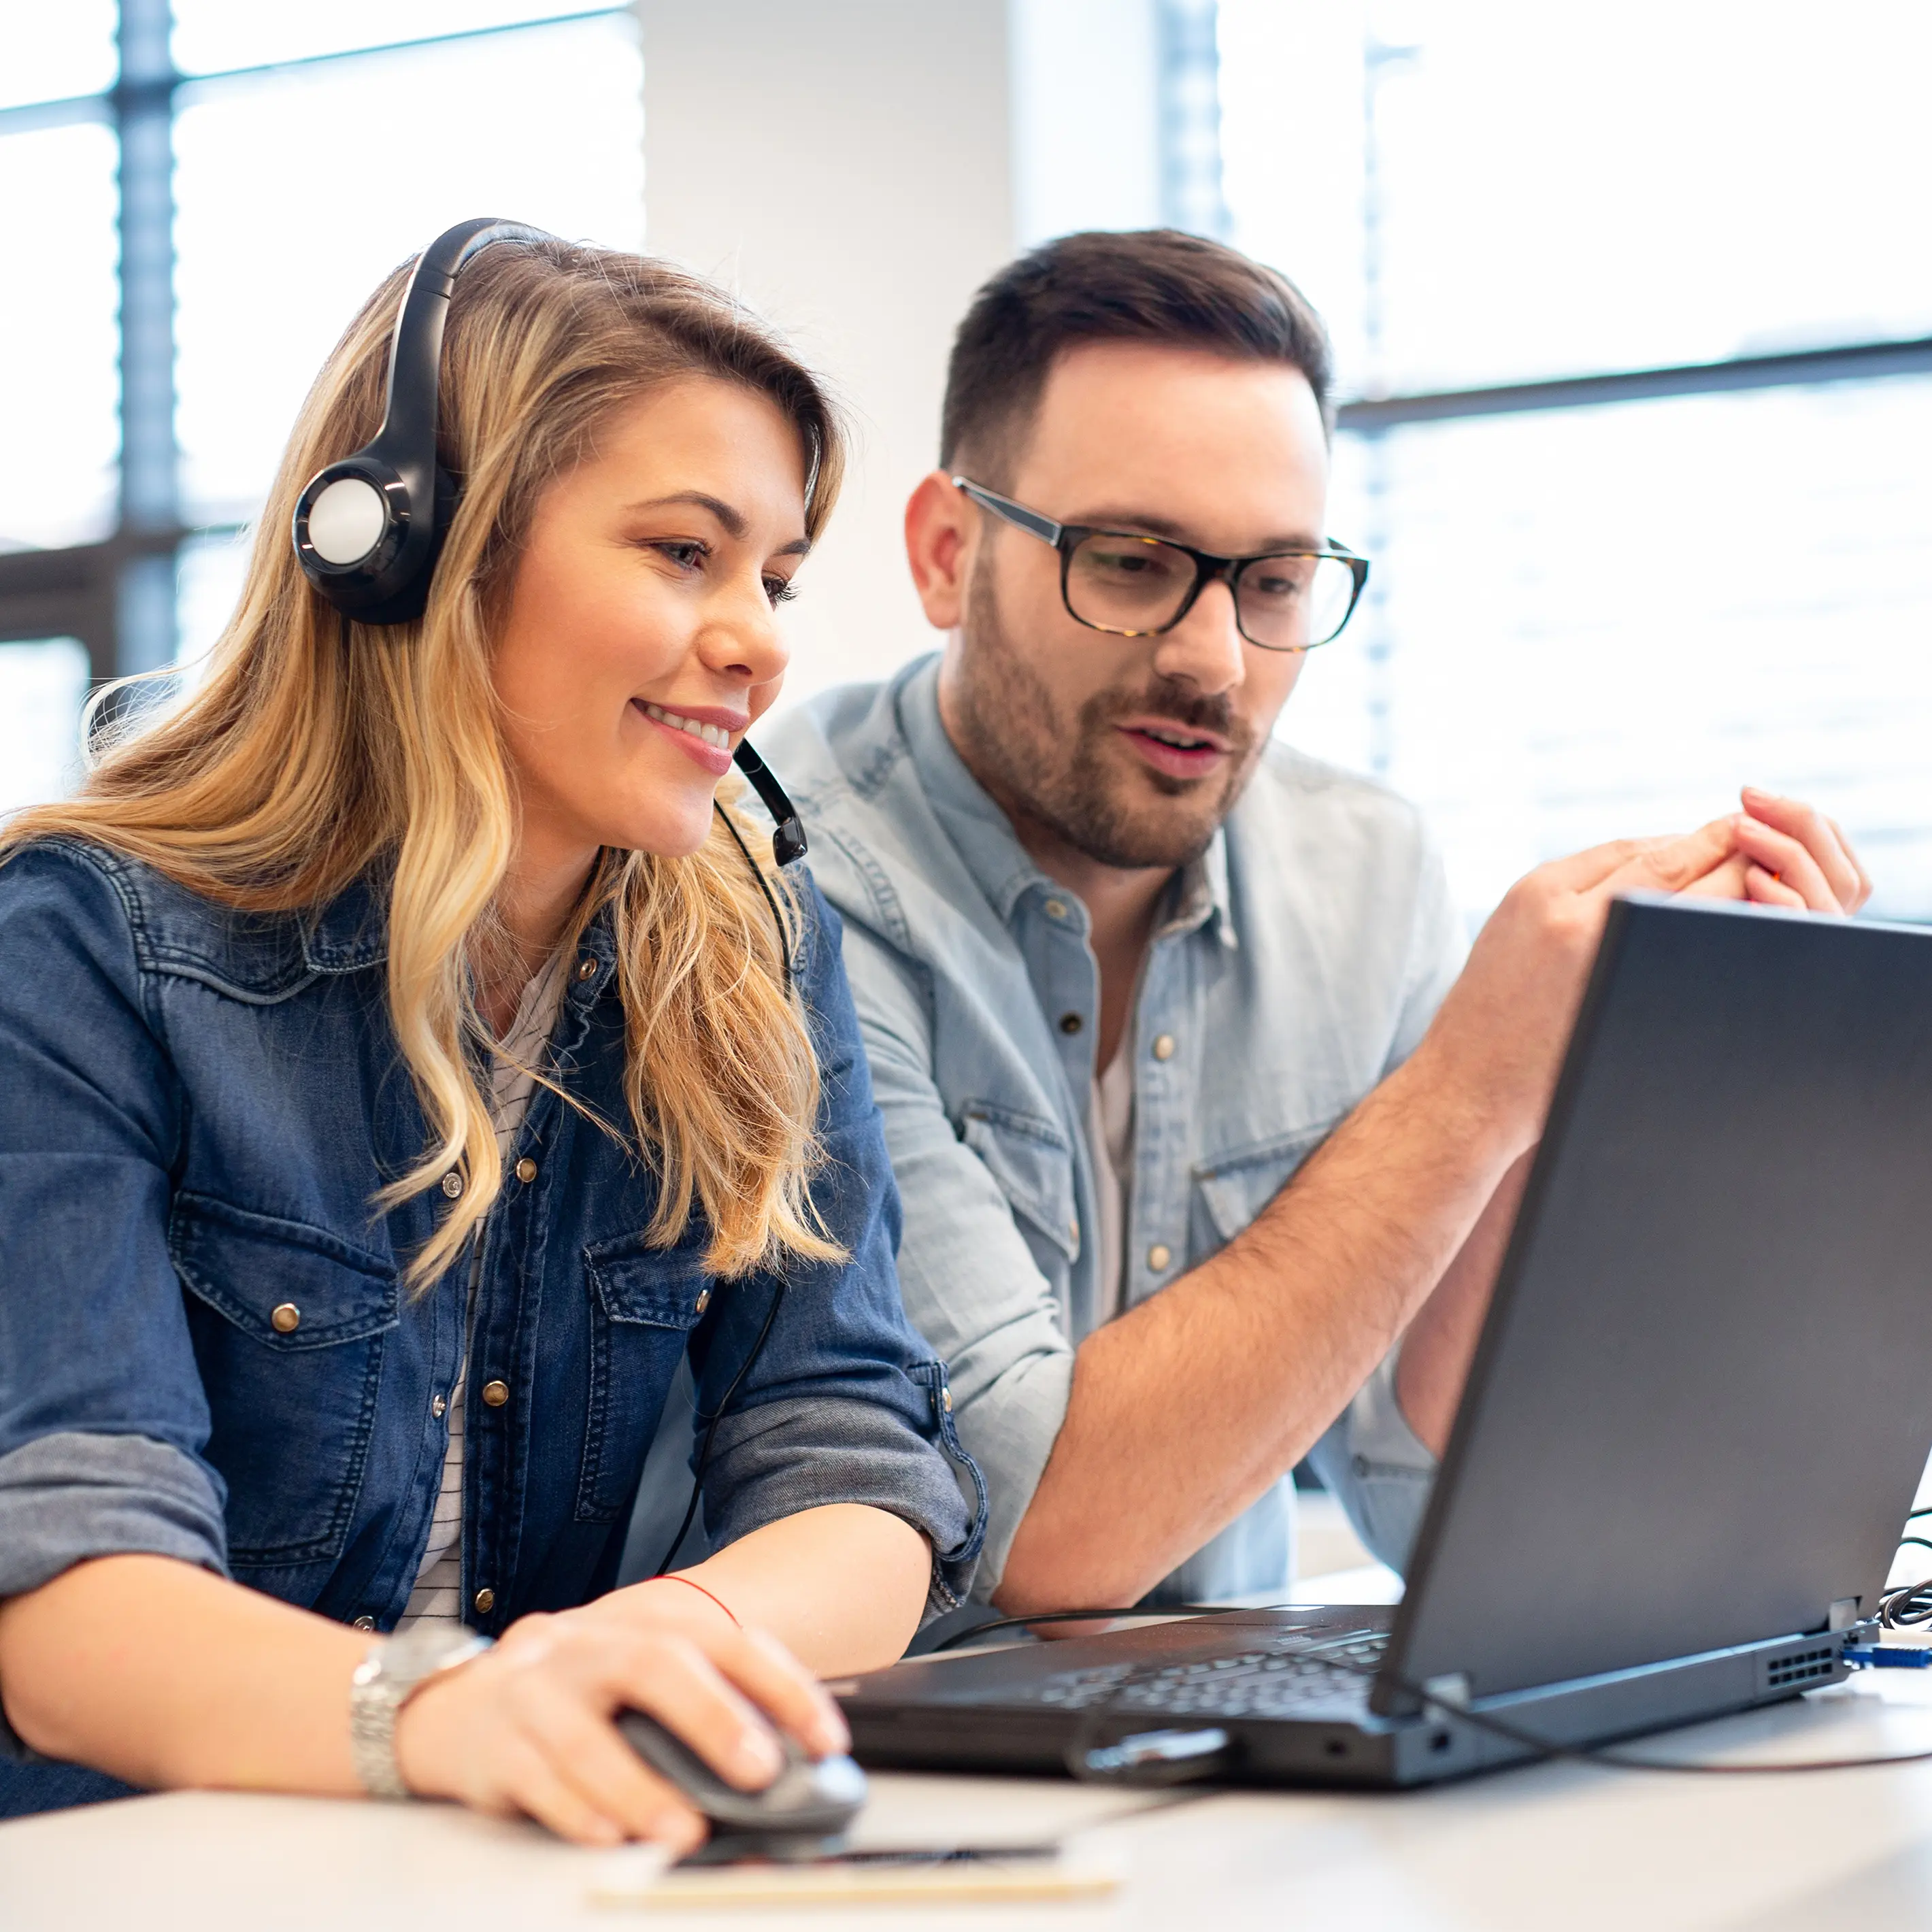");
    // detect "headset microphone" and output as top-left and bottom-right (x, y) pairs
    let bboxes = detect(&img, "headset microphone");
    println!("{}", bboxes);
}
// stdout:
(291, 217), (806, 870)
